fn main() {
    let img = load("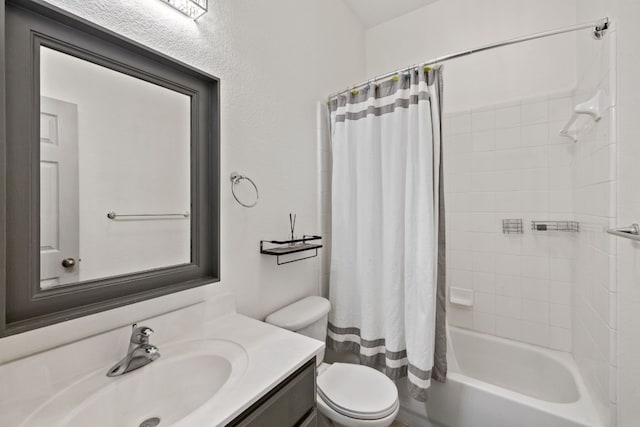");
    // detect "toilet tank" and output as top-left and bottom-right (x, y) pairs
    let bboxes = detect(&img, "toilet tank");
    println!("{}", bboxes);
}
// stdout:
(265, 296), (331, 362)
